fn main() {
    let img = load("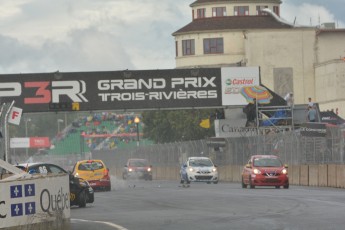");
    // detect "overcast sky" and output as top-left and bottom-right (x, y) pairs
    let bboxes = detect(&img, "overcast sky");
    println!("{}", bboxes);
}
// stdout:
(0, 0), (344, 74)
